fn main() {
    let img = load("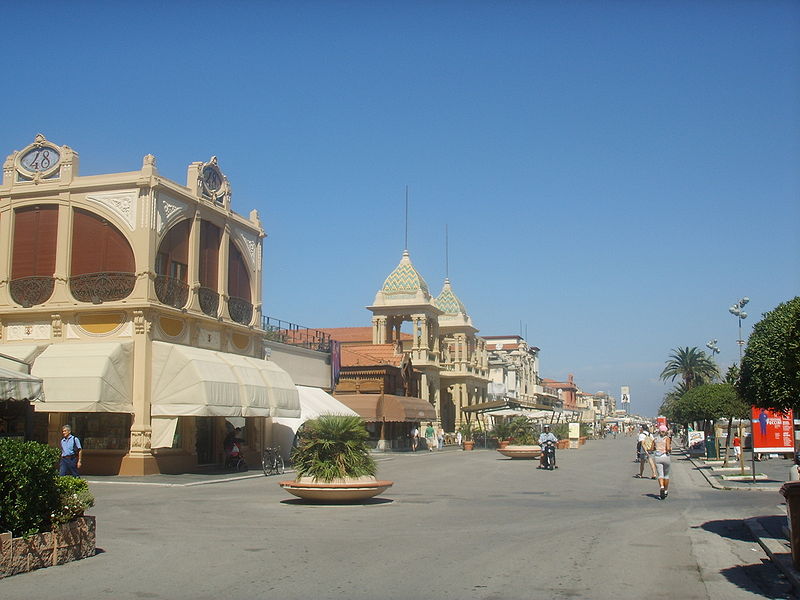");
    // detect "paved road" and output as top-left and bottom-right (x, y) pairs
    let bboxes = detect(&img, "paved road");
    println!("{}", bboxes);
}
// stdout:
(2, 437), (793, 599)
